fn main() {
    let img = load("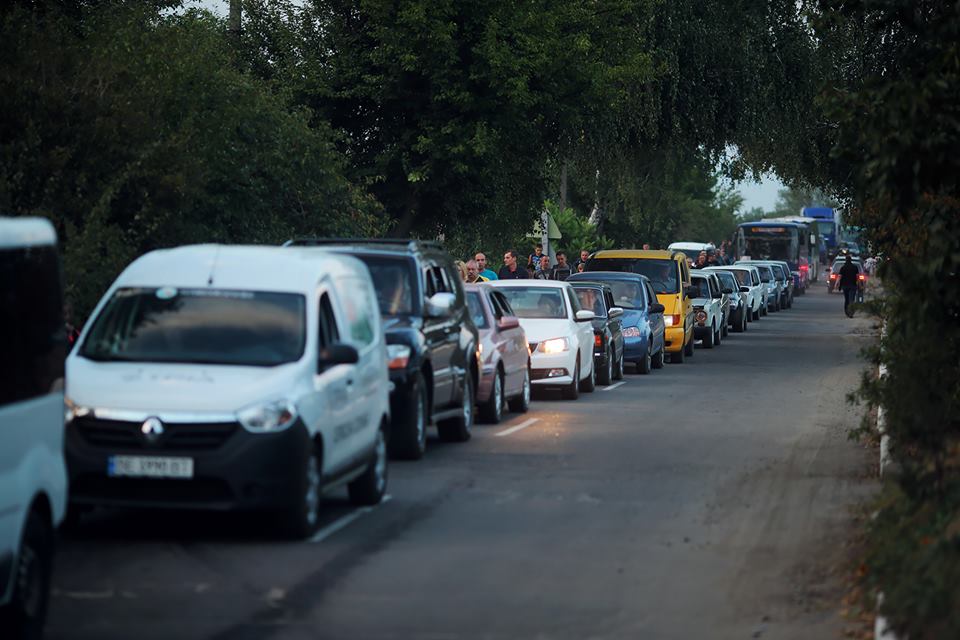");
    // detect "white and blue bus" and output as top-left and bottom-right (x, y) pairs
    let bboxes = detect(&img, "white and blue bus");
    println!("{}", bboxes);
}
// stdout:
(735, 221), (821, 282)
